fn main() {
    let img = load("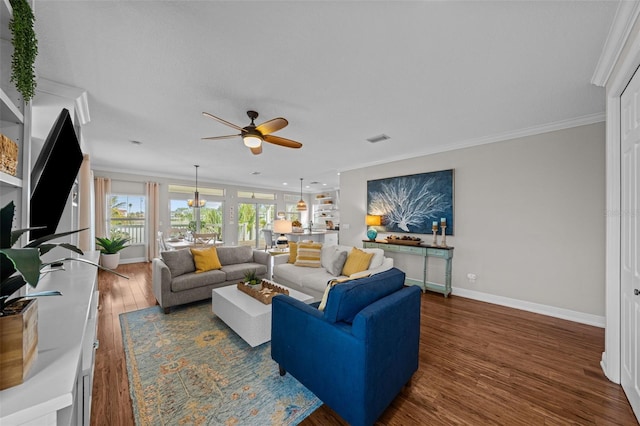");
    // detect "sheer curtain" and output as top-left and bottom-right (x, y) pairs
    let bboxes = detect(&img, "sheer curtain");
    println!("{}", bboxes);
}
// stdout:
(146, 181), (160, 261)
(94, 177), (111, 239)
(78, 154), (93, 251)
